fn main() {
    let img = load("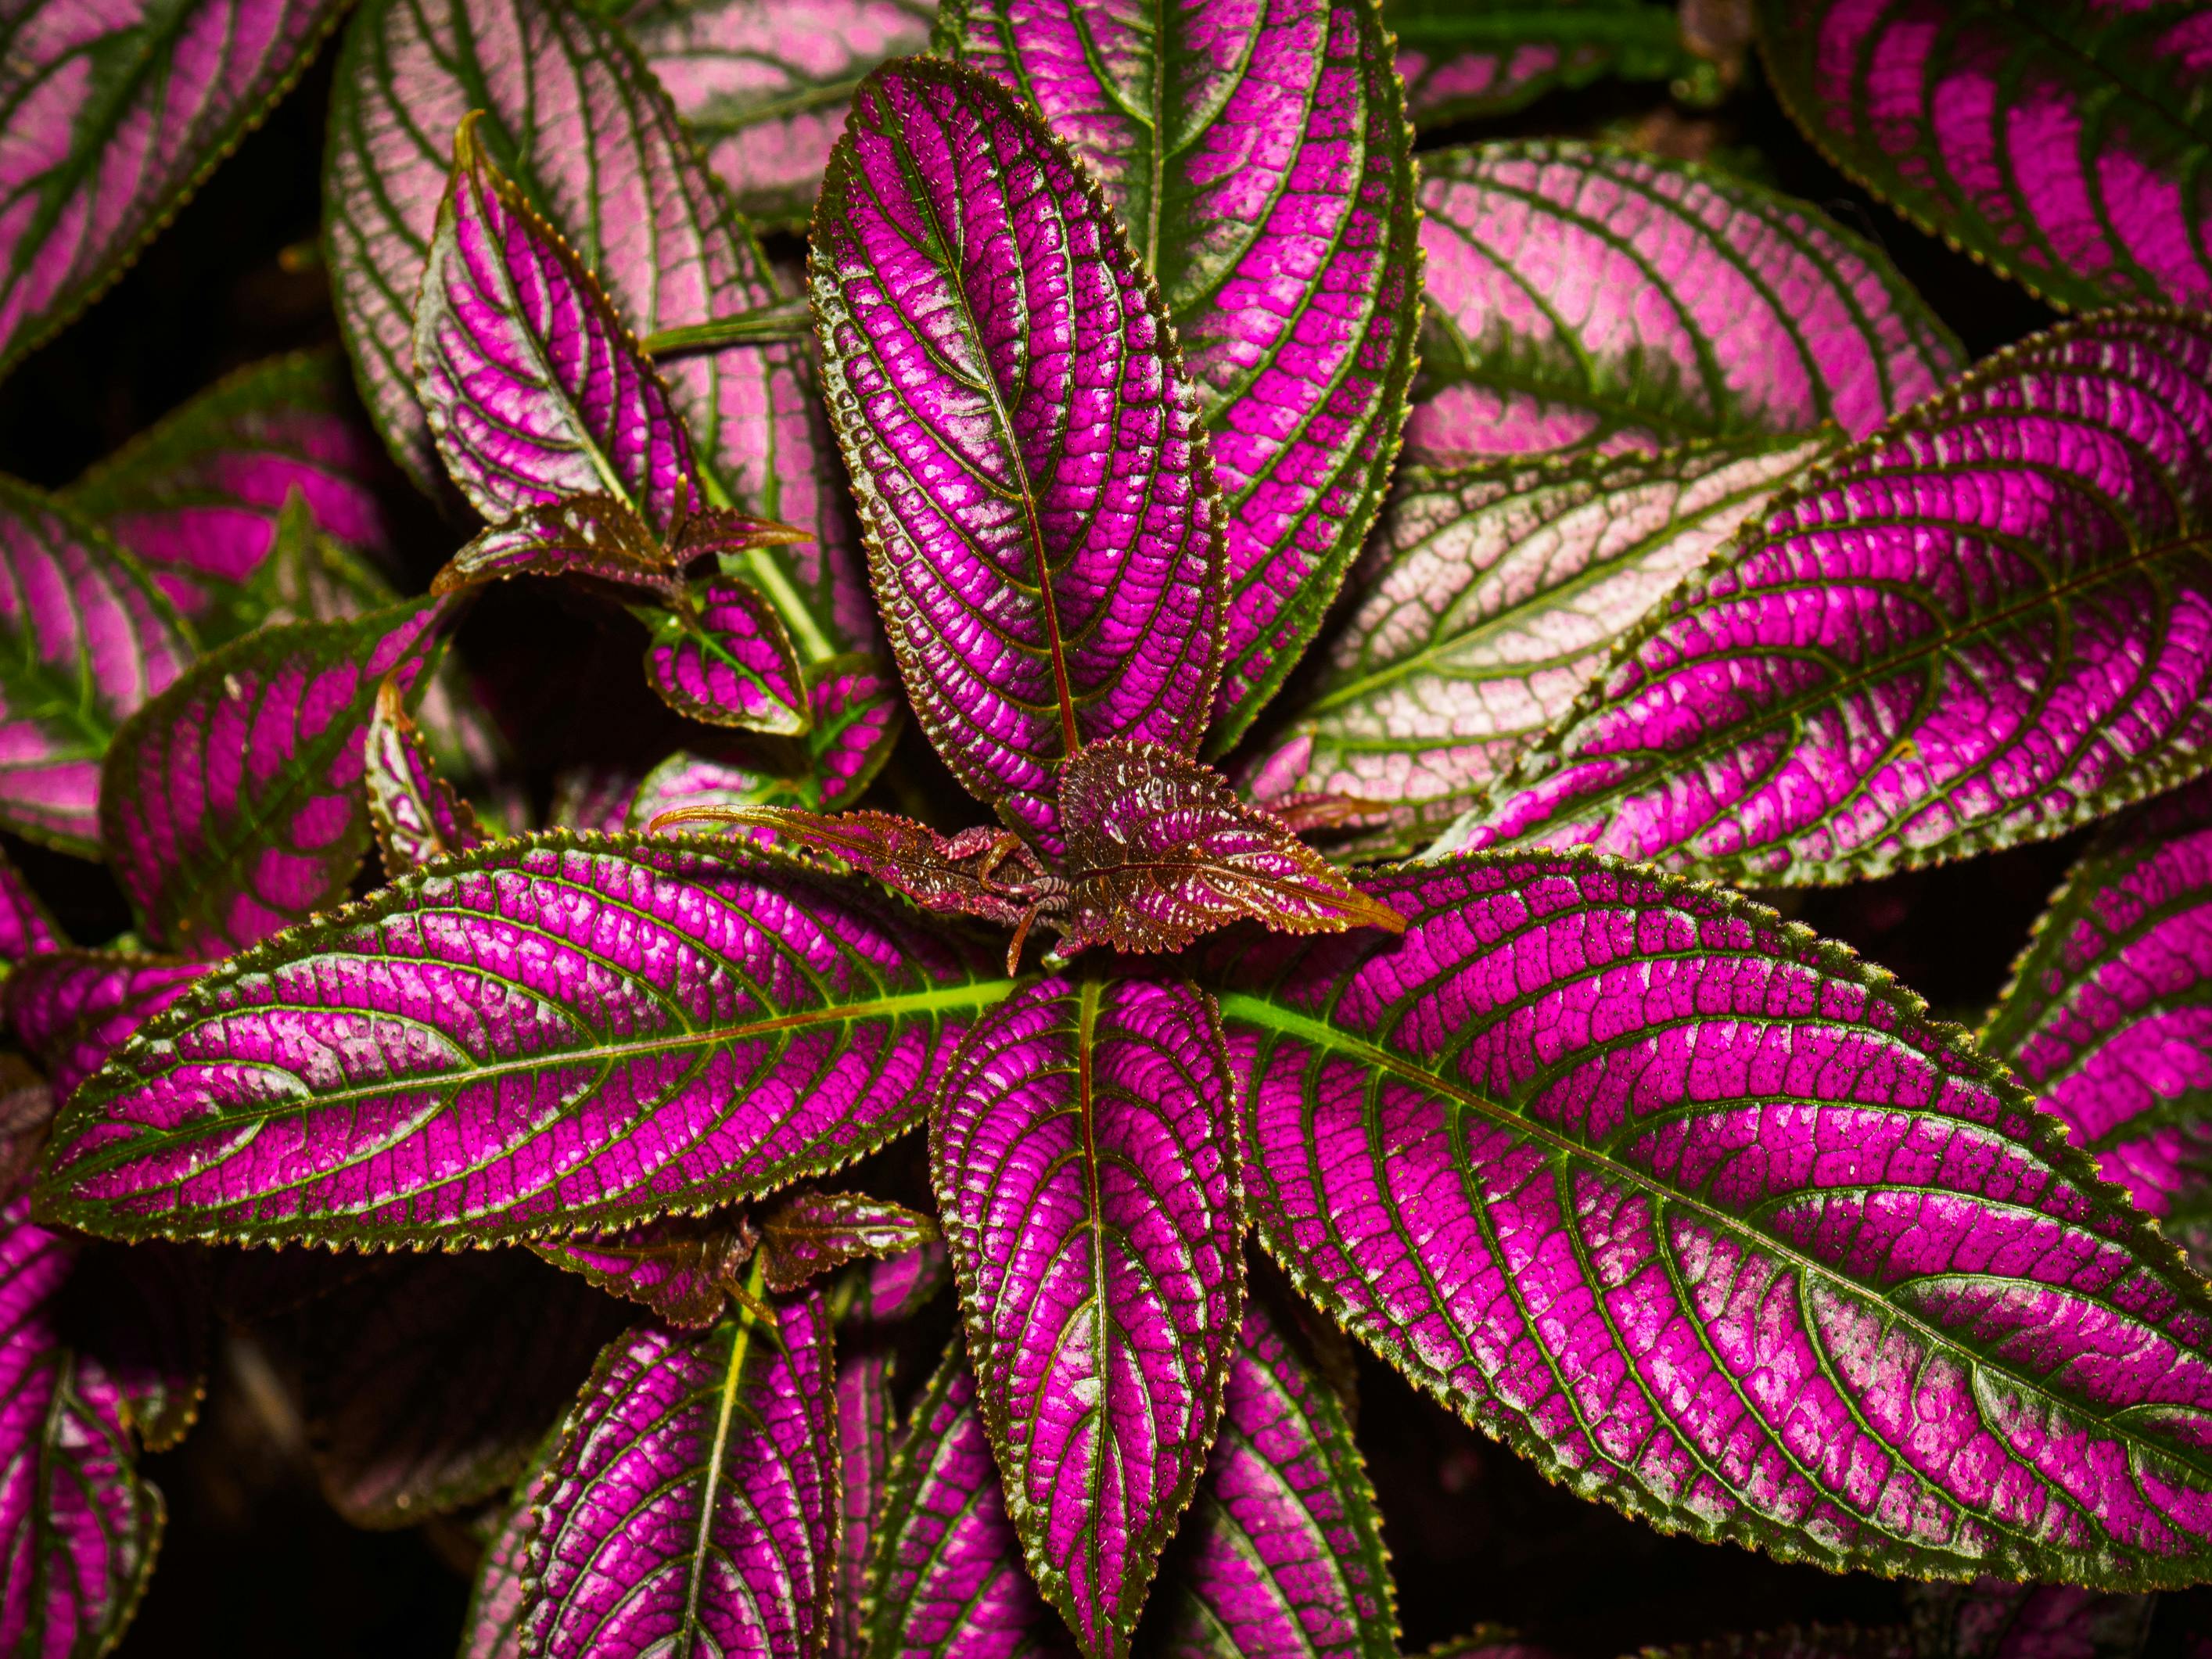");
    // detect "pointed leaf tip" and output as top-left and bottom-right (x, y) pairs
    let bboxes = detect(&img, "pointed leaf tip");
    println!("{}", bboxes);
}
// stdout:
(644, 579), (812, 736)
